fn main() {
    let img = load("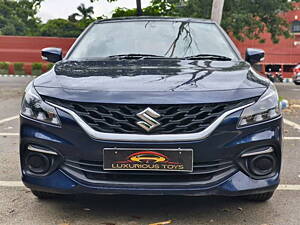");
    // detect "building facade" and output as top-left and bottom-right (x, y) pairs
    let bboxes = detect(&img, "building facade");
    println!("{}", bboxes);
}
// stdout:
(232, 3), (300, 78)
